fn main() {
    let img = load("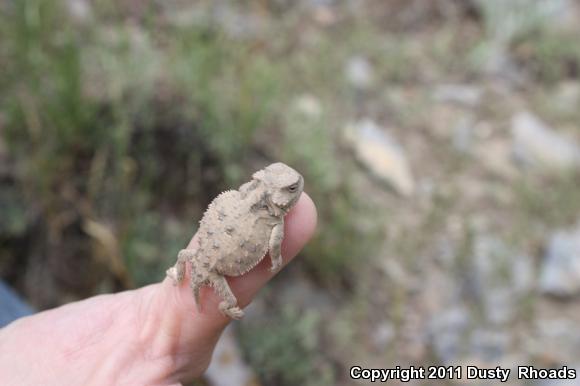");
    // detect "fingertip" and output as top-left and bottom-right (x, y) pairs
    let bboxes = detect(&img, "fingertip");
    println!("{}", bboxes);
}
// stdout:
(283, 192), (318, 255)
(297, 192), (318, 238)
